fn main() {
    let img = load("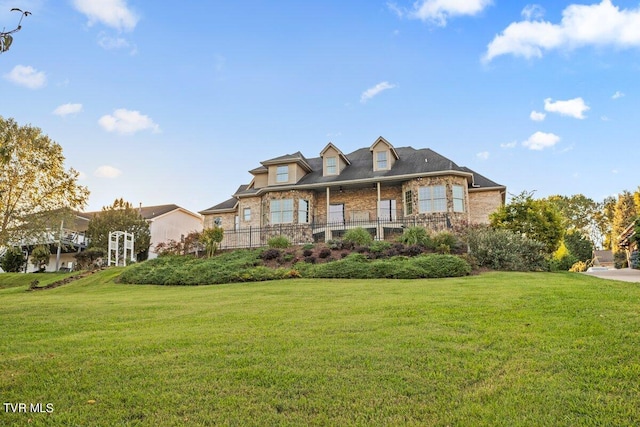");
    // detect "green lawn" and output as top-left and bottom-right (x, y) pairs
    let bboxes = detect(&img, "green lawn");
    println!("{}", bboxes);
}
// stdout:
(1, 270), (639, 426)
